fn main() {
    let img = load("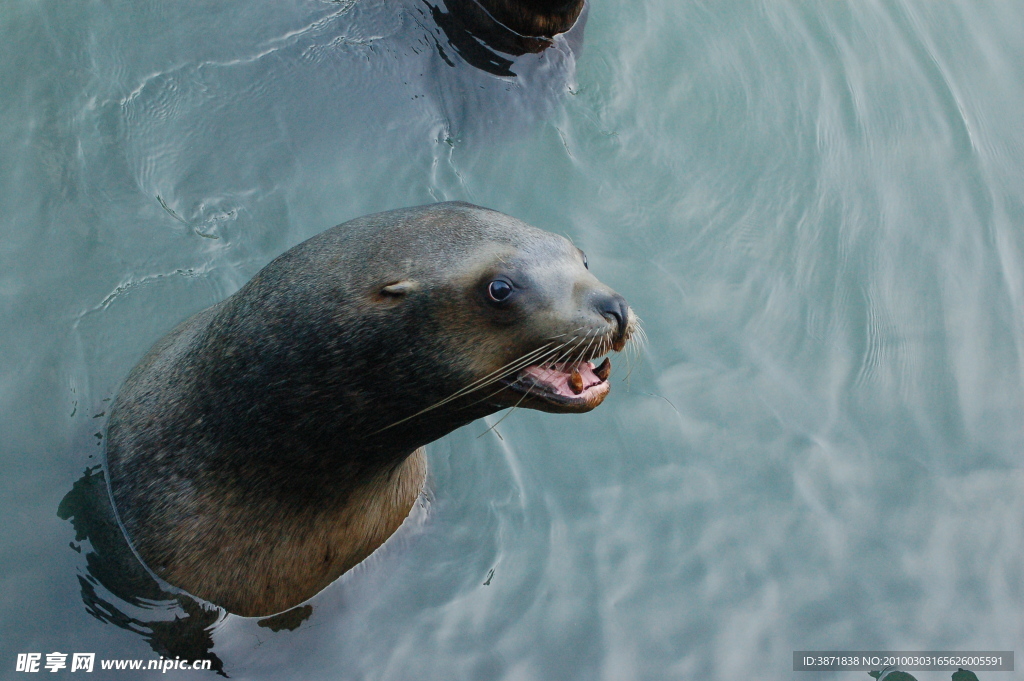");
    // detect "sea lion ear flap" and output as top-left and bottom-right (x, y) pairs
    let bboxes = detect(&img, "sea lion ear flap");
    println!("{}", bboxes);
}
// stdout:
(380, 280), (419, 297)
